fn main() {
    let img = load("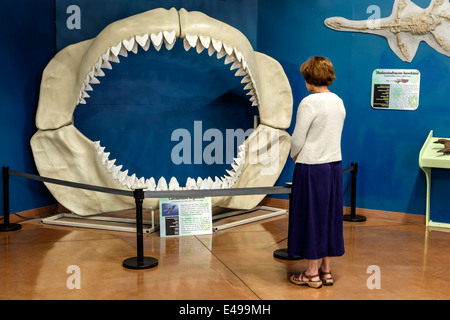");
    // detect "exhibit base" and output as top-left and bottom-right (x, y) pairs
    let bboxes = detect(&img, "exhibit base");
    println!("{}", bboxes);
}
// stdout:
(122, 257), (159, 270)
(40, 205), (287, 234)
(343, 214), (366, 222)
(41, 211), (157, 233)
(273, 248), (302, 260)
(0, 223), (22, 232)
(212, 205), (287, 231)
